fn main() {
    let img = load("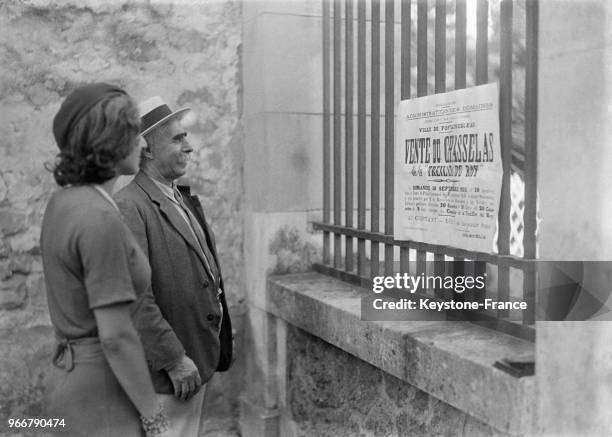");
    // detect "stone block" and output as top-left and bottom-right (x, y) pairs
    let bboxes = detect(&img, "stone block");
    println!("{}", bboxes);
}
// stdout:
(258, 13), (322, 114)
(0, 259), (12, 280)
(243, 113), (267, 210)
(4, 176), (46, 211)
(0, 209), (29, 237)
(242, 16), (265, 119)
(539, 44), (612, 261)
(242, 0), (323, 24)
(0, 275), (28, 310)
(8, 227), (41, 255)
(395, 412), (427, 437)
(540, 0), (612, 58)
(23, 81), (59, 107)
(363, 402), (394, 435)
(27, 273), (46, 309)
(243, 11), (403, 117)
(114, 24), (162, 64)
(0, 304), (51, 331)
(537, 322), (612, 435)
(283, 323), (508, 437)
(245, 113), (322, 213)
(428, 397), (468, 435)
(382, 371), (415, 408)
(10, 253), (33, 274)
(267, 272), (534, 435)
(0, 326), (54, 422)
(0, 239), (8, 258)
(0, 175), (7, 203)
(275, 318), (288, 410)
